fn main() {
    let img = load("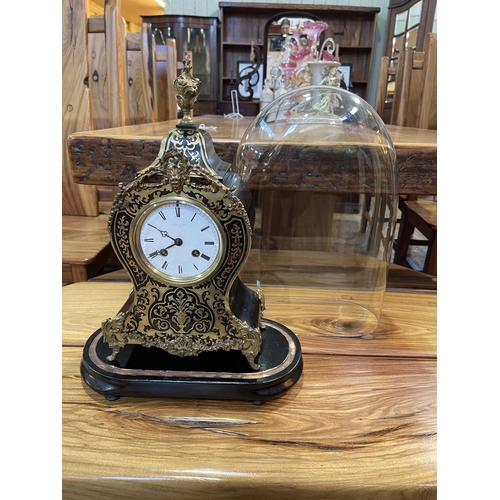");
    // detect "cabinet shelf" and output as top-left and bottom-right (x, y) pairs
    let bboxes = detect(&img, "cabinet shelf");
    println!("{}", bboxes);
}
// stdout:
(223, 42), (264, 46)
(339, 46), (374, 50)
